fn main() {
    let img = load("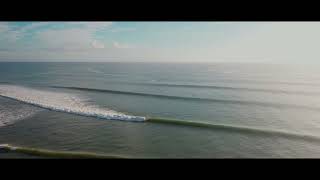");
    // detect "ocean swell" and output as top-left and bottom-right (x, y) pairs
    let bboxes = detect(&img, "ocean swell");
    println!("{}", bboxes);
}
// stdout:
(51, 86), (320, 112)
